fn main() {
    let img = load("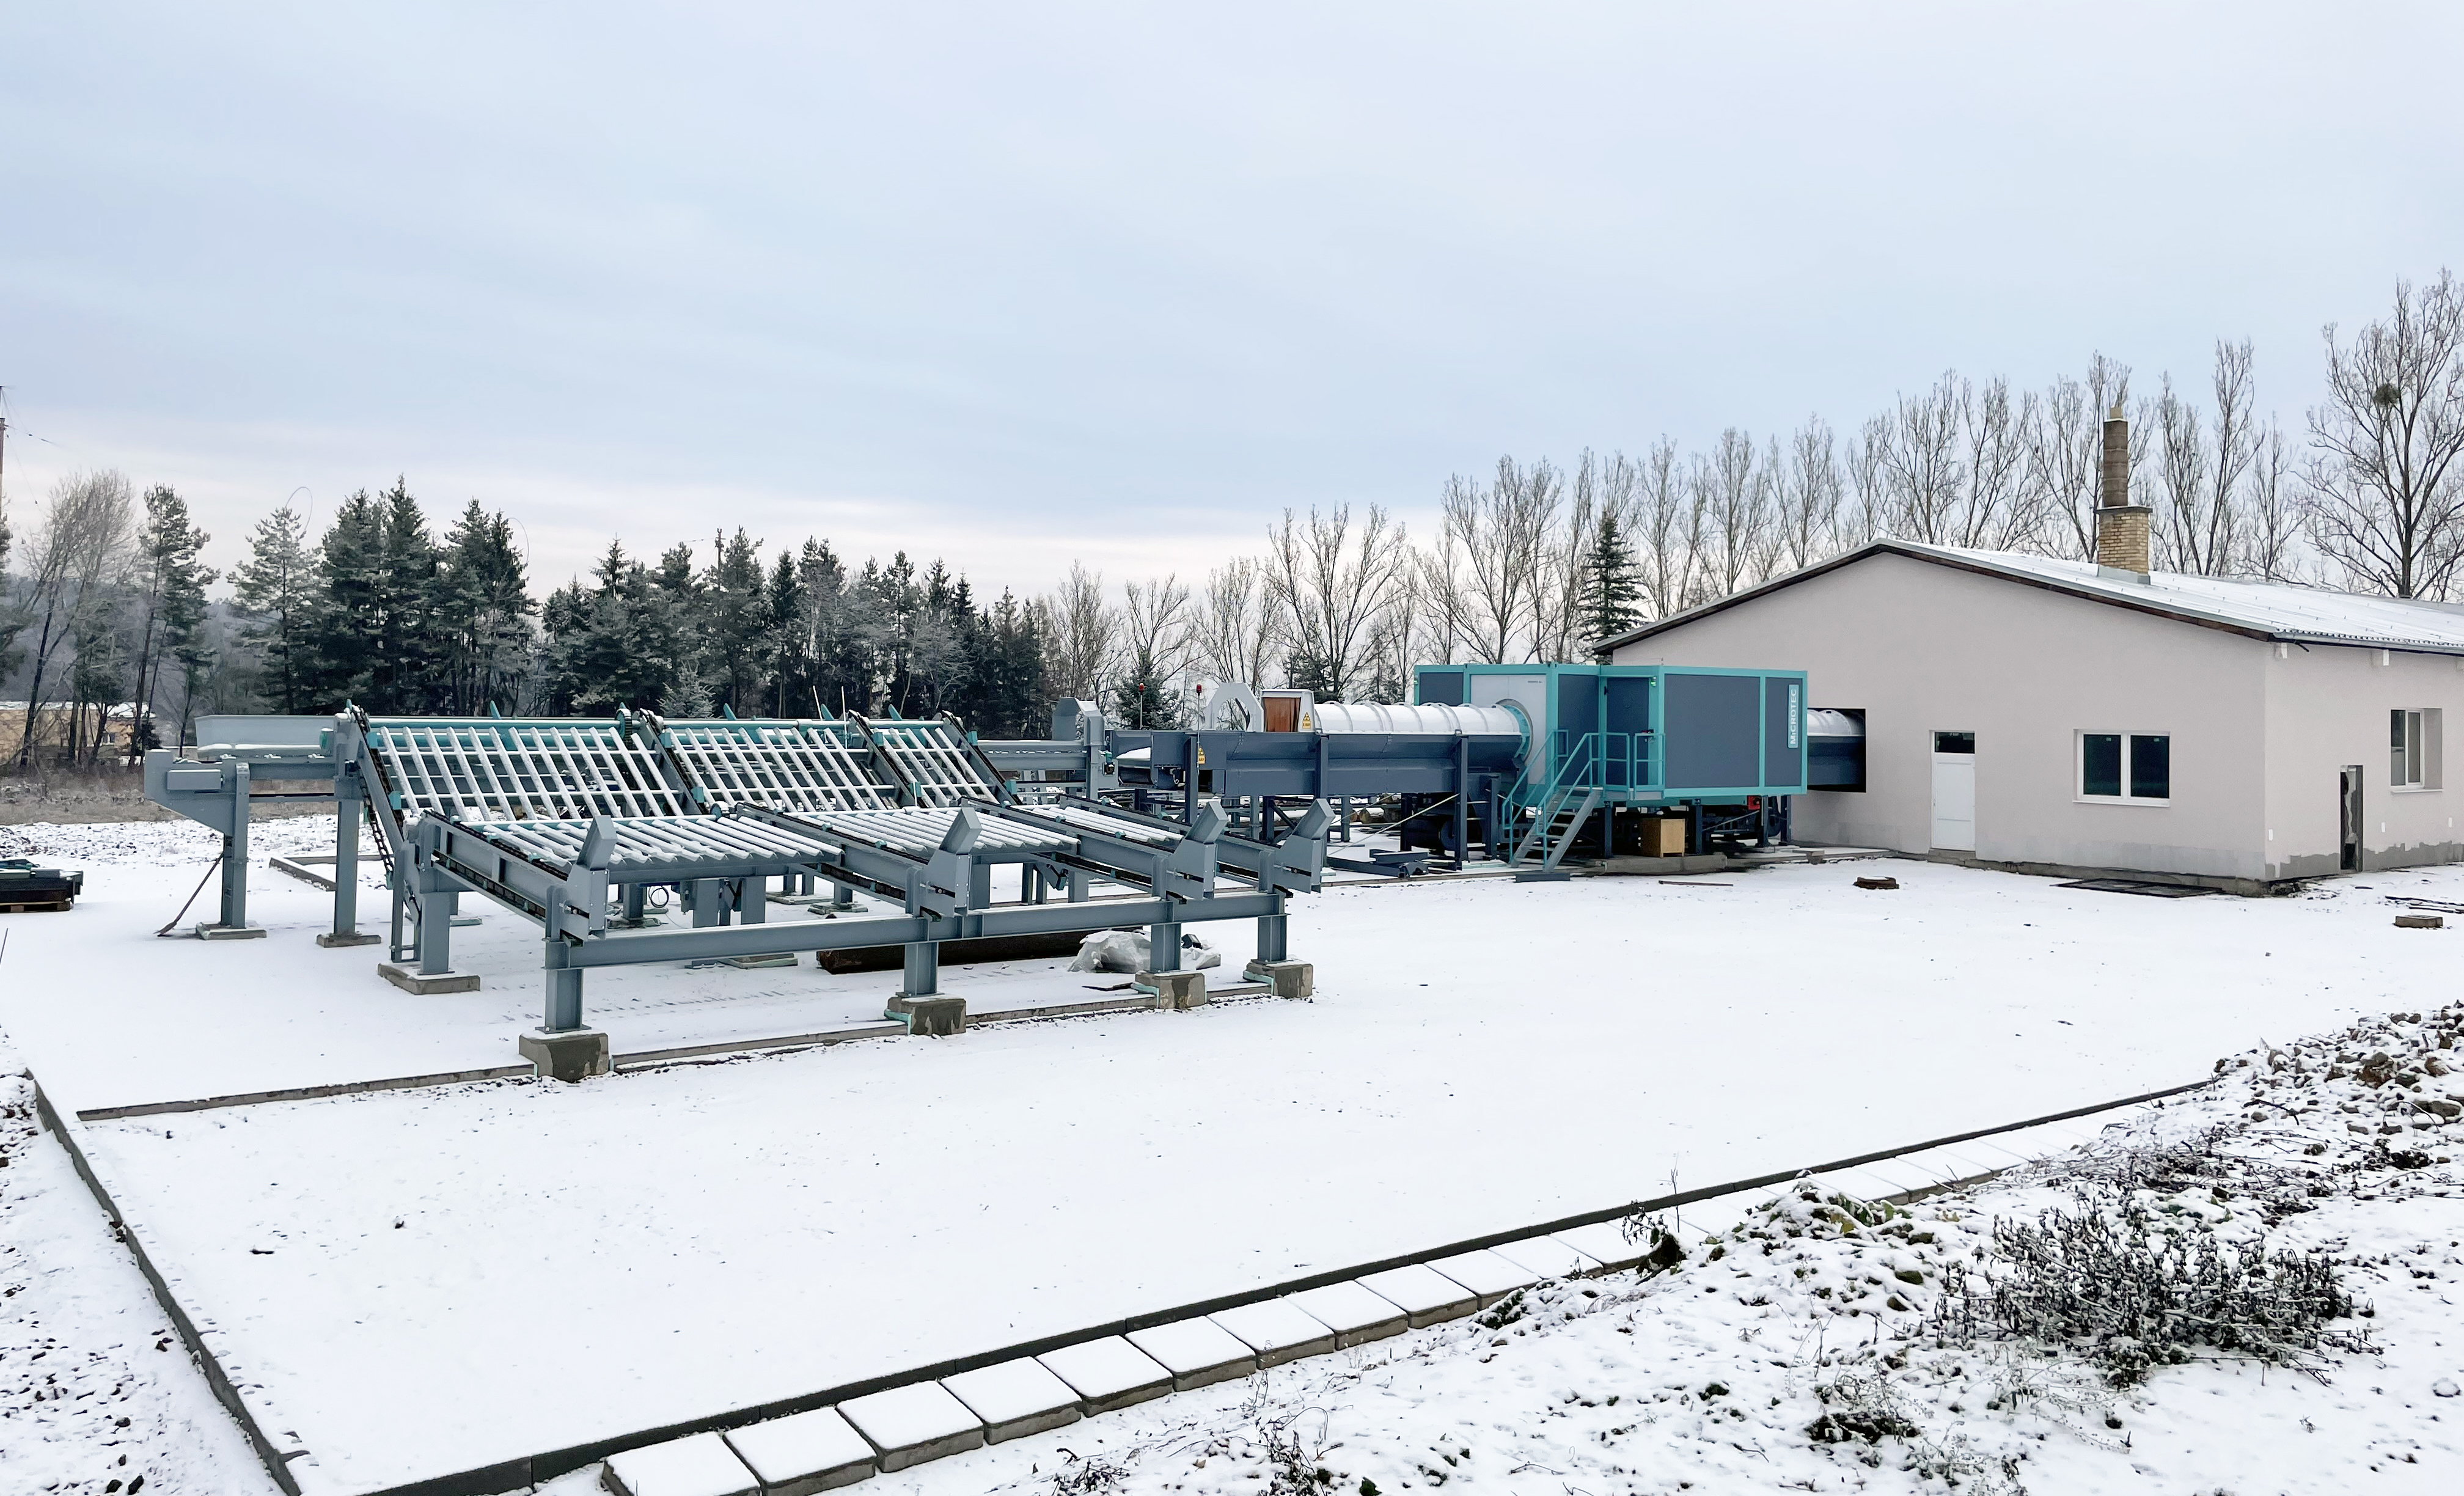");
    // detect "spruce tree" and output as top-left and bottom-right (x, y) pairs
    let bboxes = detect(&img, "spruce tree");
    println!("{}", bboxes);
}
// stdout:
(1583, 509), (1642, 654)
(375, 479), (441, 712)
(436, 500), (533, 714)
(233, 504), (315, 714)
(312, 489), (387, 708)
